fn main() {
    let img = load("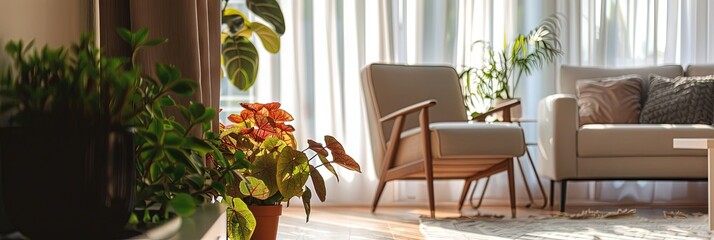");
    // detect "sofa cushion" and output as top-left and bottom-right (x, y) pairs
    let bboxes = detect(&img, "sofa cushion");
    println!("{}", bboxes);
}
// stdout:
(577, 156), (707, 179)
(559, 65), (683, 95)
(640, 75), (714, 124)
(685, 64), (714, 76)
(577, 124), (714, 157)
(576, 75), (642, 126)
